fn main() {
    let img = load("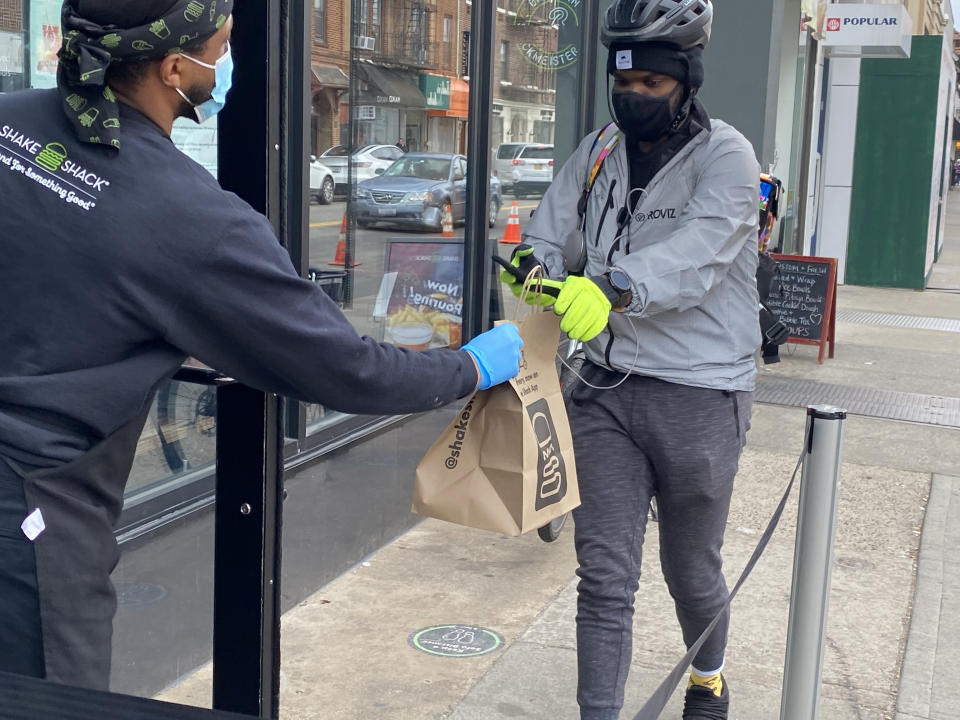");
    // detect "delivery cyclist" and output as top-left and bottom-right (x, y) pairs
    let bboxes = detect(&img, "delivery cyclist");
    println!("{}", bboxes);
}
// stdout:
(501, 1), (760, 718)
(0, 0), (522, 691)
